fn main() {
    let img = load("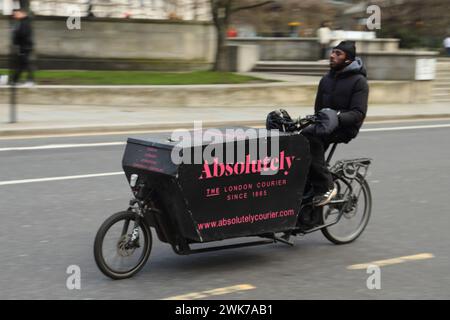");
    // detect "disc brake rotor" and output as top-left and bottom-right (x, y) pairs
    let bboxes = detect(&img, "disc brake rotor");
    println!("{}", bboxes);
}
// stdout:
(117, 235), (137, 257)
